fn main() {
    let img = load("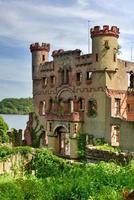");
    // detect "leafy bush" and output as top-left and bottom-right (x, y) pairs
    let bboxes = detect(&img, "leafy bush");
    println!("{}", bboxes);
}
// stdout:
(1, 148), (134, 199)
(0, 176), (24, 200)
(31, 148), (71, 178)
(0, 116), (9, 143)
